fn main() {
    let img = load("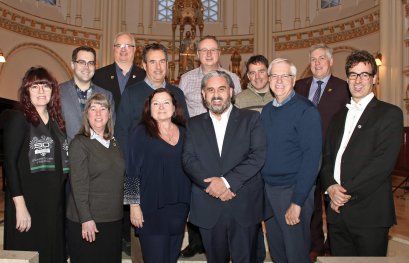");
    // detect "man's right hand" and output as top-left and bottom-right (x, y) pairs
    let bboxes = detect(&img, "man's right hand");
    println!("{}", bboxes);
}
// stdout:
(218, 189), (236, 202)
(327, 184), (351, 209)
